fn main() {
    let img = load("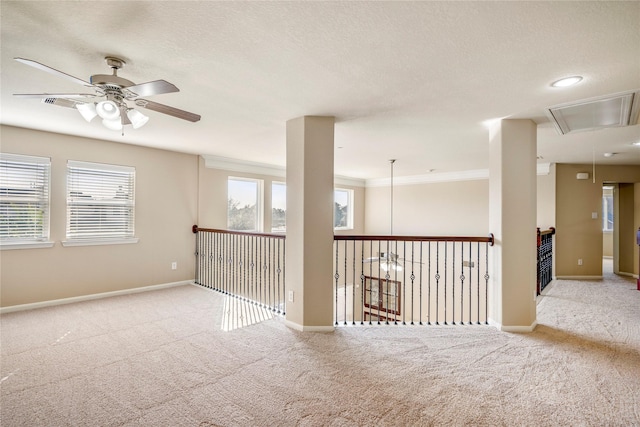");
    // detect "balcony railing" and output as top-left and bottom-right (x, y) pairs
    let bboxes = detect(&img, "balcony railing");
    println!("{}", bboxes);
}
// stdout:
(193, 226), (286, 314)
(537, 227), (555, 295)
(333, 235), (494, 326)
